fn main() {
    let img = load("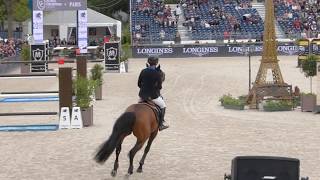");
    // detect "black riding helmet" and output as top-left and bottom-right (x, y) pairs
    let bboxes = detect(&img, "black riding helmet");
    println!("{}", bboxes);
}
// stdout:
(147, 56), (159, 66)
